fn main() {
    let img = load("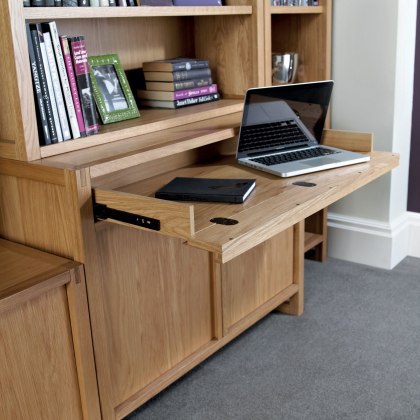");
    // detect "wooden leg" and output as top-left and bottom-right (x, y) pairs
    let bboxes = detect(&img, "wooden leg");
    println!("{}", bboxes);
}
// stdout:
(277, 220), (304, 316)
